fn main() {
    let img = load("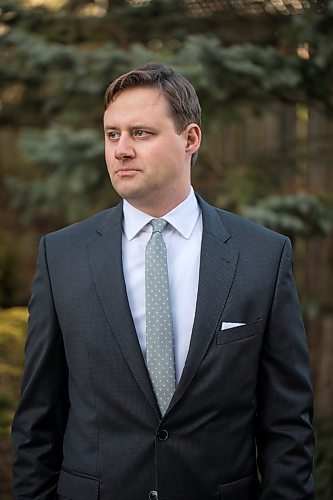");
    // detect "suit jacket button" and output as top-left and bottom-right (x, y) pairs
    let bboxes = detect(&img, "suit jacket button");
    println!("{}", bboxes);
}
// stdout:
(149, 491), (158, 500)
(157, 429), (169, 441)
